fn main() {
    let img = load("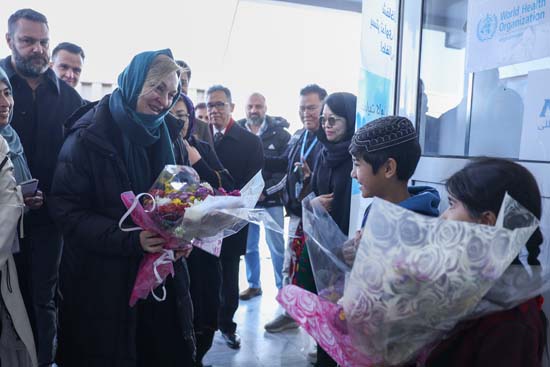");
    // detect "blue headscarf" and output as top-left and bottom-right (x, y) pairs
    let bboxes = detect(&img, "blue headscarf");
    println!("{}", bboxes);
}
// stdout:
(0, 67), (32, 183)
(108, 49), (180, 193)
